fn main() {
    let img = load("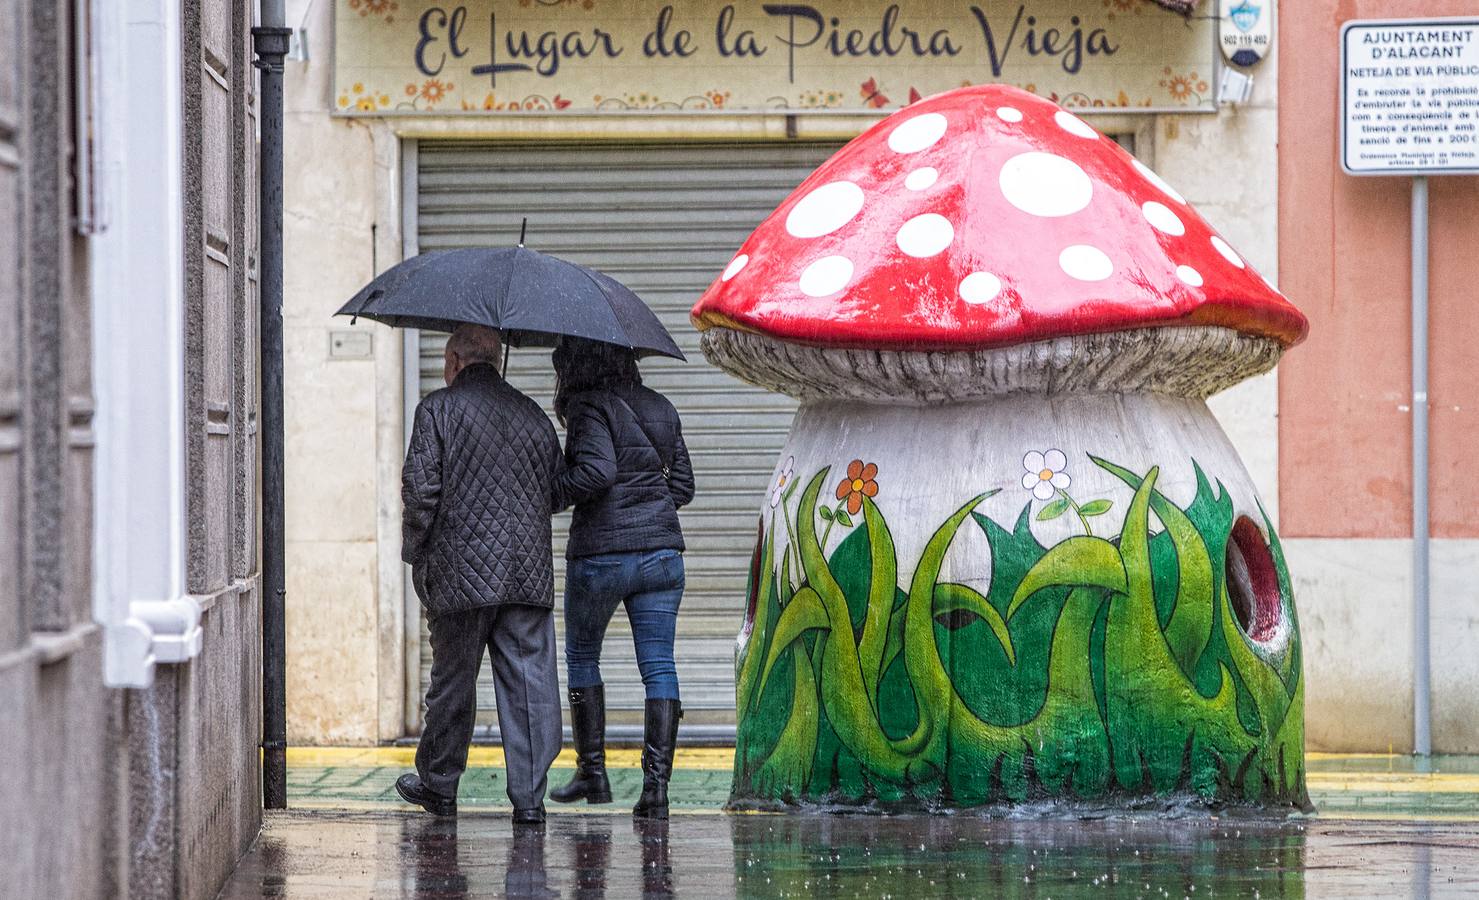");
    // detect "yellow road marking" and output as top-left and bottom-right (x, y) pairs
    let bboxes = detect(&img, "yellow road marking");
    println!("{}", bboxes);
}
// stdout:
(286, 748), (1479, 796)
(1307, 773), (1479, 794)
